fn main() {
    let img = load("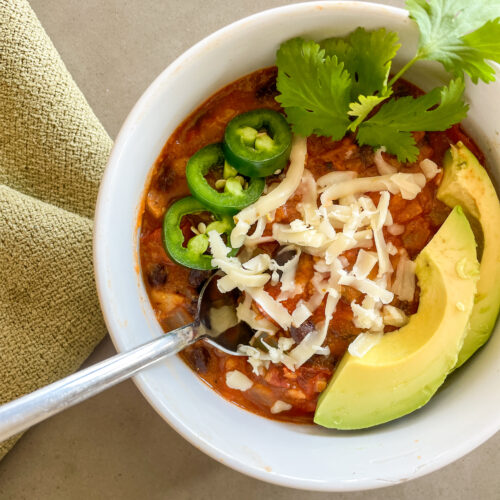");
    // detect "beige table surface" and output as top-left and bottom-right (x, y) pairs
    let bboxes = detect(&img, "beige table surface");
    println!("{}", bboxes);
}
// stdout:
(1, 1), (500, 498)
